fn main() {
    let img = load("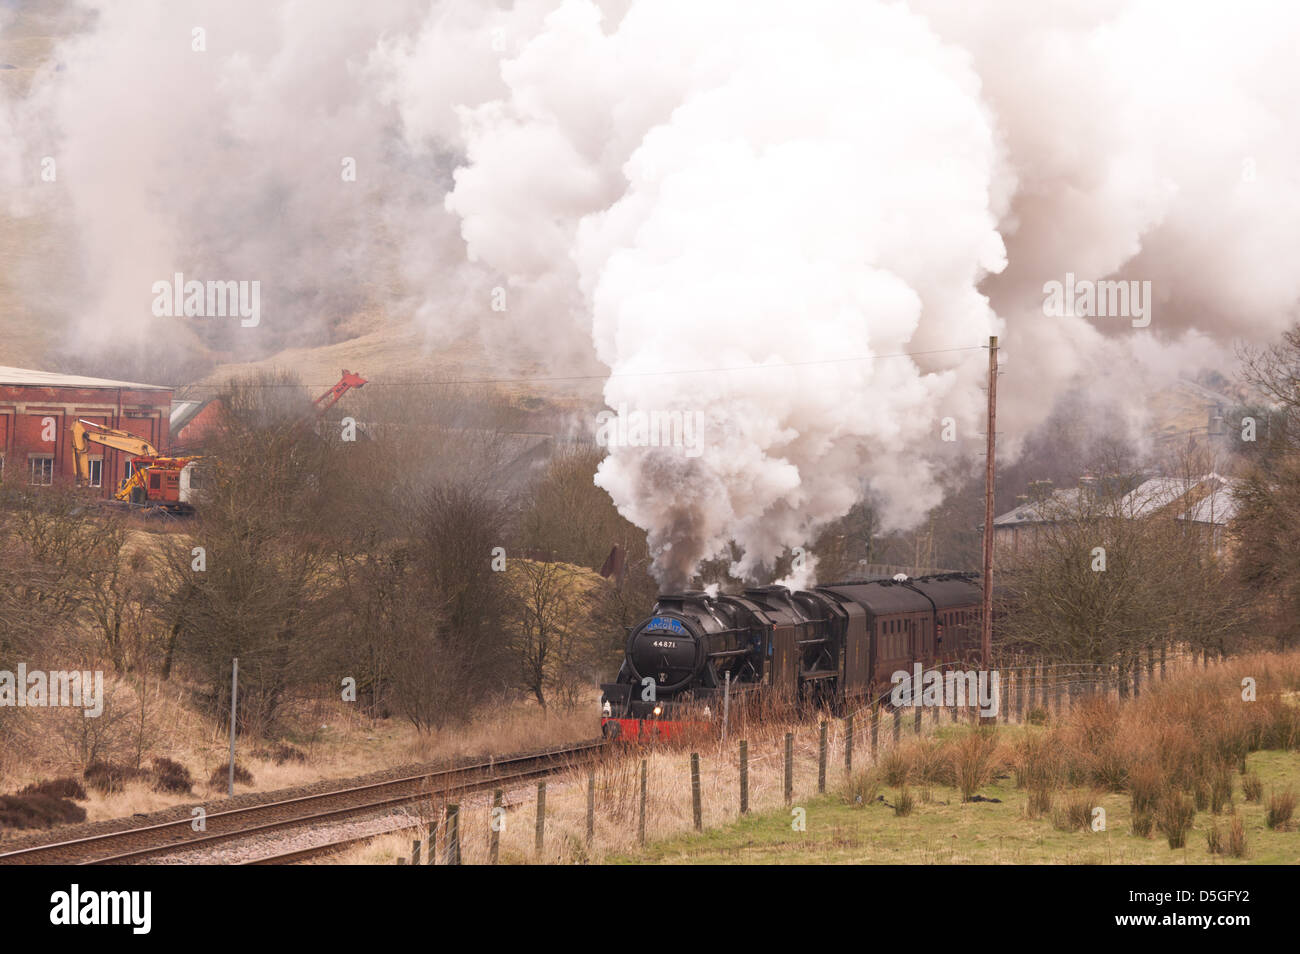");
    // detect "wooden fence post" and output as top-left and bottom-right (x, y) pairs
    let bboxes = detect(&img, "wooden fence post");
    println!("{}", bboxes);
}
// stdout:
(490, 789), (502, 865)
(638, 759), (647, 846)
(411, 839), (421, 866)
(444, 803), (460, 866)
(844, 714), (853, 776)
(1015, 665), (1024, 722)
(534, 783), (546, 856)
(892, 706), (902, 745)
(586, 771), (595, 846)
(784, 732), (794, 806)
(690, 752), (702, 831)
(818, 722), (827, 793)
(871, 704), (880, 755)
(739, 740), (749, 815)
